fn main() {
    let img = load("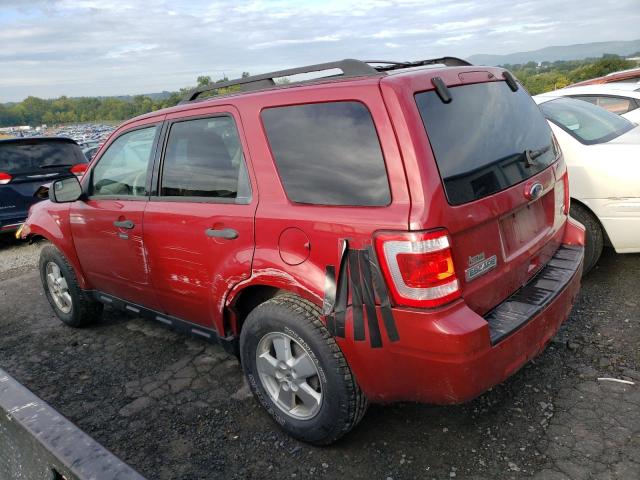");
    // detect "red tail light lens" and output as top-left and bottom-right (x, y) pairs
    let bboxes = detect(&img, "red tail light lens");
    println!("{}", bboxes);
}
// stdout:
(0, 172), (12, 185)
(70, 163), (88, 177)
(374, 229), (461, 308)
